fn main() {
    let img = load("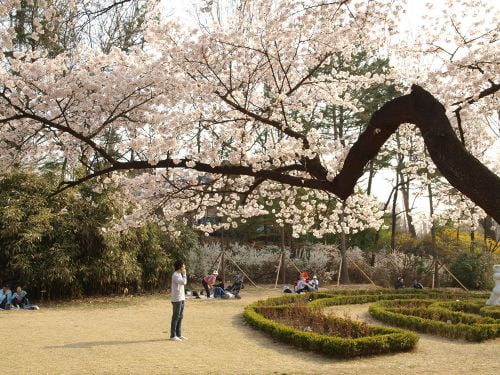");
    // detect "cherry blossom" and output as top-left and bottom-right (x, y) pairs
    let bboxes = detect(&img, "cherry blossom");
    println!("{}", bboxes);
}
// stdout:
(0, 0), (498, 235)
